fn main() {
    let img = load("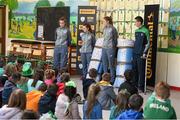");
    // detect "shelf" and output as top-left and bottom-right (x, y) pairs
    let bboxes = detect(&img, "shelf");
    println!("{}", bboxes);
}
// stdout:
(92, 0), (170, 46)
(159, 34), (169, 36)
